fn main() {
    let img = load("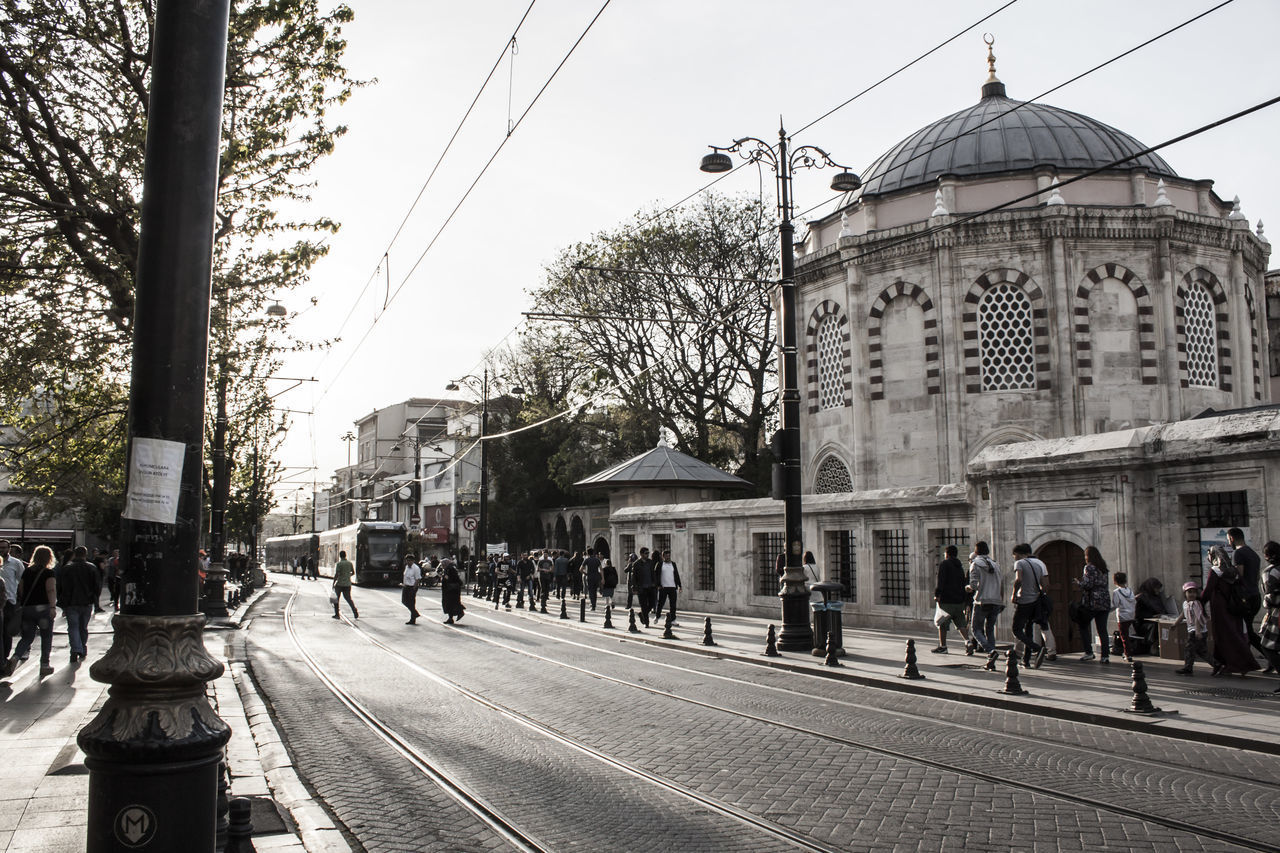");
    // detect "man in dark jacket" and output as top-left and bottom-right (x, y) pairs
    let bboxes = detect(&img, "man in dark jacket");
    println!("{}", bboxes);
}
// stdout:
(1228, 527), (1263, 653)
(932, 545), (972, 654)
(58, 546), (99, 662)
(631, 547), (657, 627)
